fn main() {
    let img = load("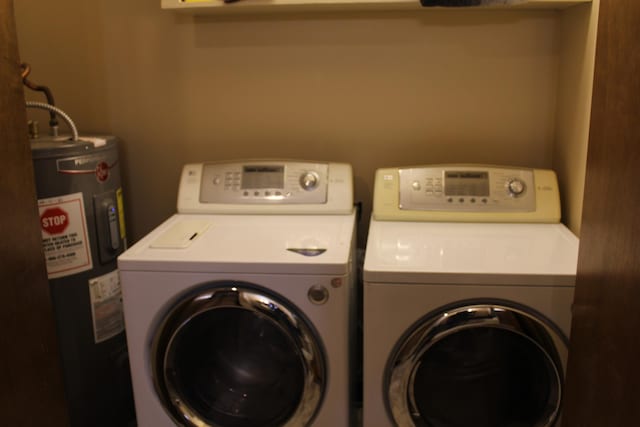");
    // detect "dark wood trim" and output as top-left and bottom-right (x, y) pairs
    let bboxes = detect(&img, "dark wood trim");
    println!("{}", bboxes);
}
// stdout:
(0, 0), (69, 424)
(563, 0), (640, 425)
